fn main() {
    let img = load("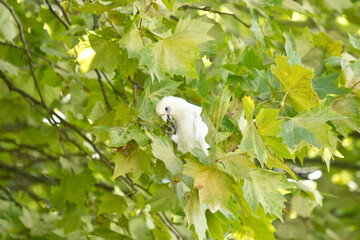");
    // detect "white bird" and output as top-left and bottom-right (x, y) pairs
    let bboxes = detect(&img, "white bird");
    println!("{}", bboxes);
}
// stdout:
(156, 96), (210, 156)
